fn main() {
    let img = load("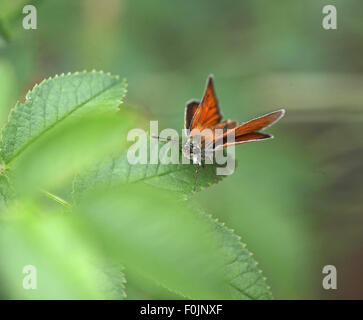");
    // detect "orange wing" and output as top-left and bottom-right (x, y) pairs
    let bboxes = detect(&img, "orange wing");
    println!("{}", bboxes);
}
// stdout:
(233, 109), (285, 136)
(211, 109), (285, 149)
(189, 76), (223, 131)
(216, 132), (272, 149)
(210, 120), (238, 131)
